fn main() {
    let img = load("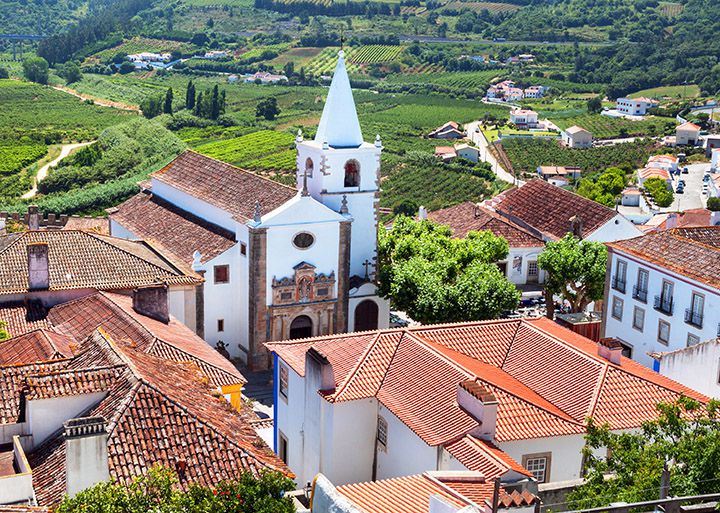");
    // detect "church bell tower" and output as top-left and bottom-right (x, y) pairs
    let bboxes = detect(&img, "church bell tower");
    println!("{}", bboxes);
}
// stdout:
(295, 50), (382, 279)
